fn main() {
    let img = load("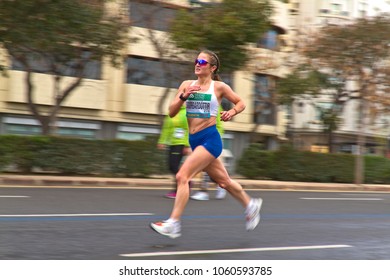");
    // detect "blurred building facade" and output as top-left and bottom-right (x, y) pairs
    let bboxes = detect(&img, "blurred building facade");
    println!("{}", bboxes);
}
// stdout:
(285, 0), (390, 156)
(1, 0), (389, 174)
(0, 0), (291, 172)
